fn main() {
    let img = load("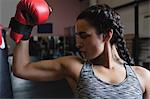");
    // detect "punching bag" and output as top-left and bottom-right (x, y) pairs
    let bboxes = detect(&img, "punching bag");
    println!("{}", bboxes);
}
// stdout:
(0, 25), (13, 98)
